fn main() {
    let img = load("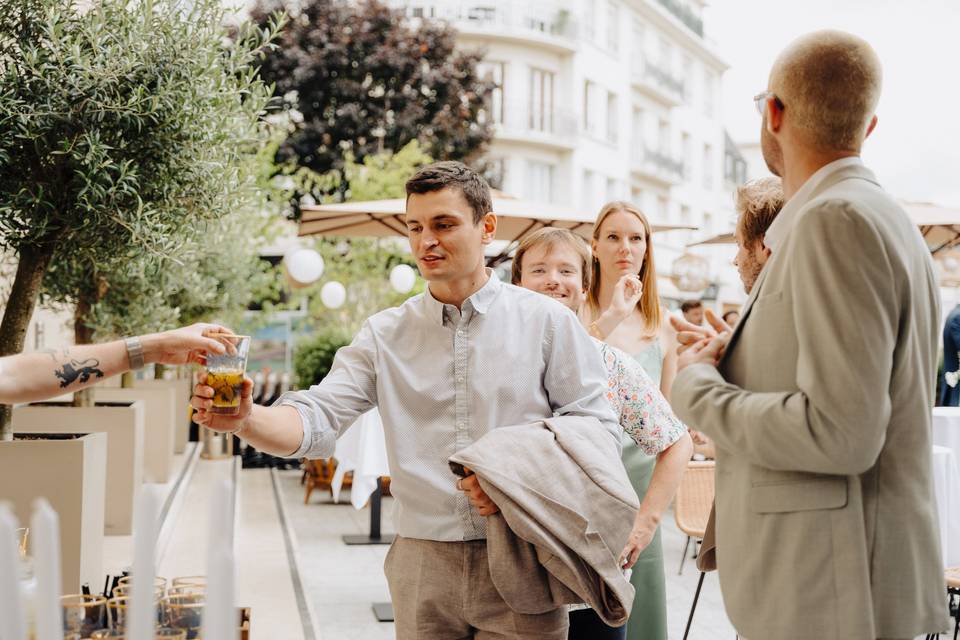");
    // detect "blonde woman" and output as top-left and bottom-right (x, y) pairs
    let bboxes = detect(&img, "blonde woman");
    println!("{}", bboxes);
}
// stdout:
(583, 201), (679, 640)
(511, 227), (691, 640)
